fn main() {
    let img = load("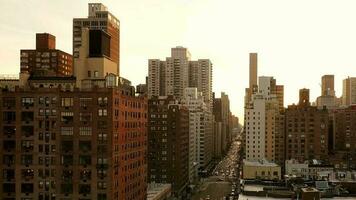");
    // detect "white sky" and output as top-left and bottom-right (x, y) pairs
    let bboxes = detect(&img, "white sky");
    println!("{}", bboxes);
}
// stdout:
(1, 0), (356, 121)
